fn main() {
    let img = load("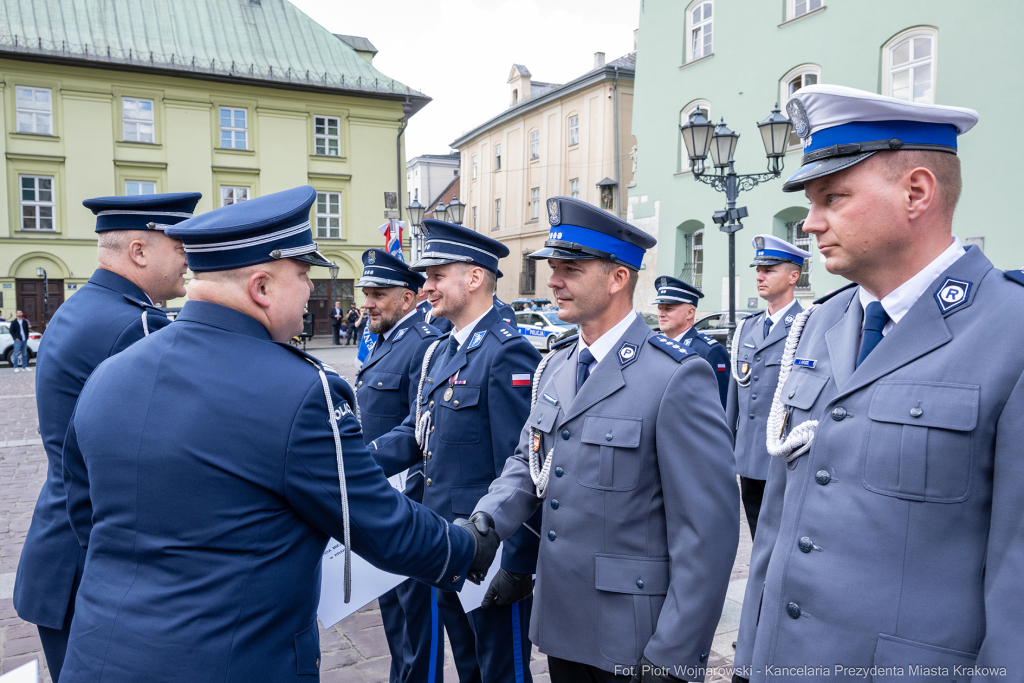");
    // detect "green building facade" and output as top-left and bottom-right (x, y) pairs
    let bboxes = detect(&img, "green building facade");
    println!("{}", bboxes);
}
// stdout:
(628, 0), (1024, 314)
(0, 0), (426, 334)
